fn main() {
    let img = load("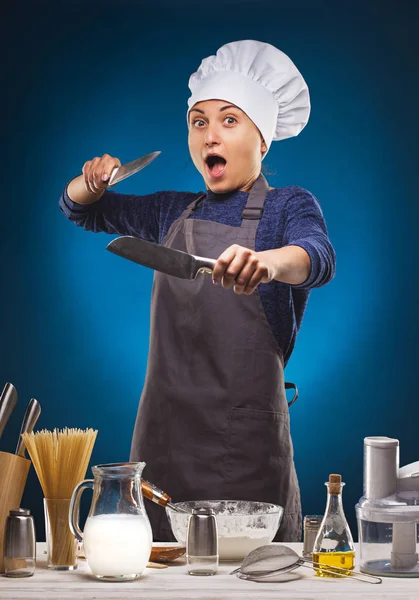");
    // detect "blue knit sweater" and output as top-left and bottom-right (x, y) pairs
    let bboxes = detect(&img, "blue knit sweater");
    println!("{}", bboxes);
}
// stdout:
(59, 184), (336, 366)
